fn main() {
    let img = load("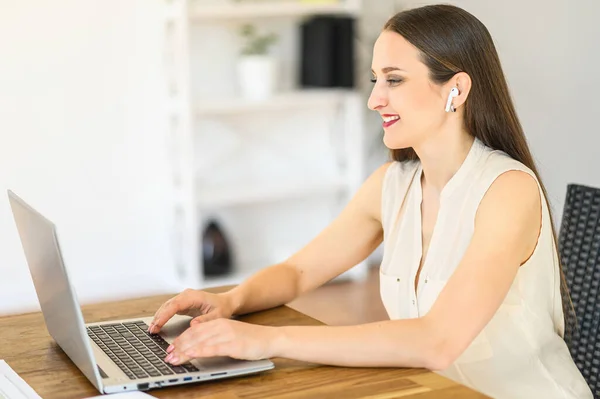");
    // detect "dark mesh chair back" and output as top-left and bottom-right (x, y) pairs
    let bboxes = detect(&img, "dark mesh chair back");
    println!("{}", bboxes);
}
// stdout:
(558, 183), (600, 398)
